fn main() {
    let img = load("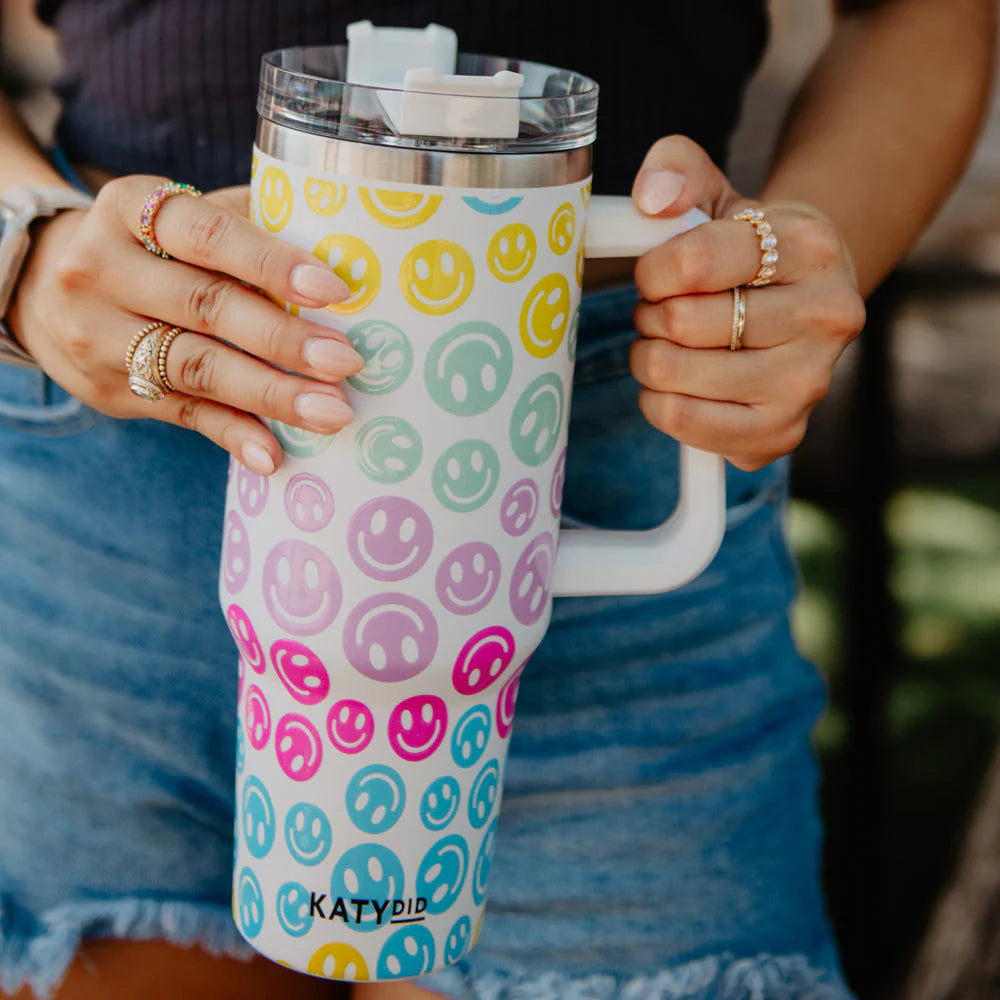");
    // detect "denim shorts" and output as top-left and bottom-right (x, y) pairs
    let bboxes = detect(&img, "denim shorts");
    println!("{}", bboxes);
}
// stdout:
(0, 285), (853, 1000)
